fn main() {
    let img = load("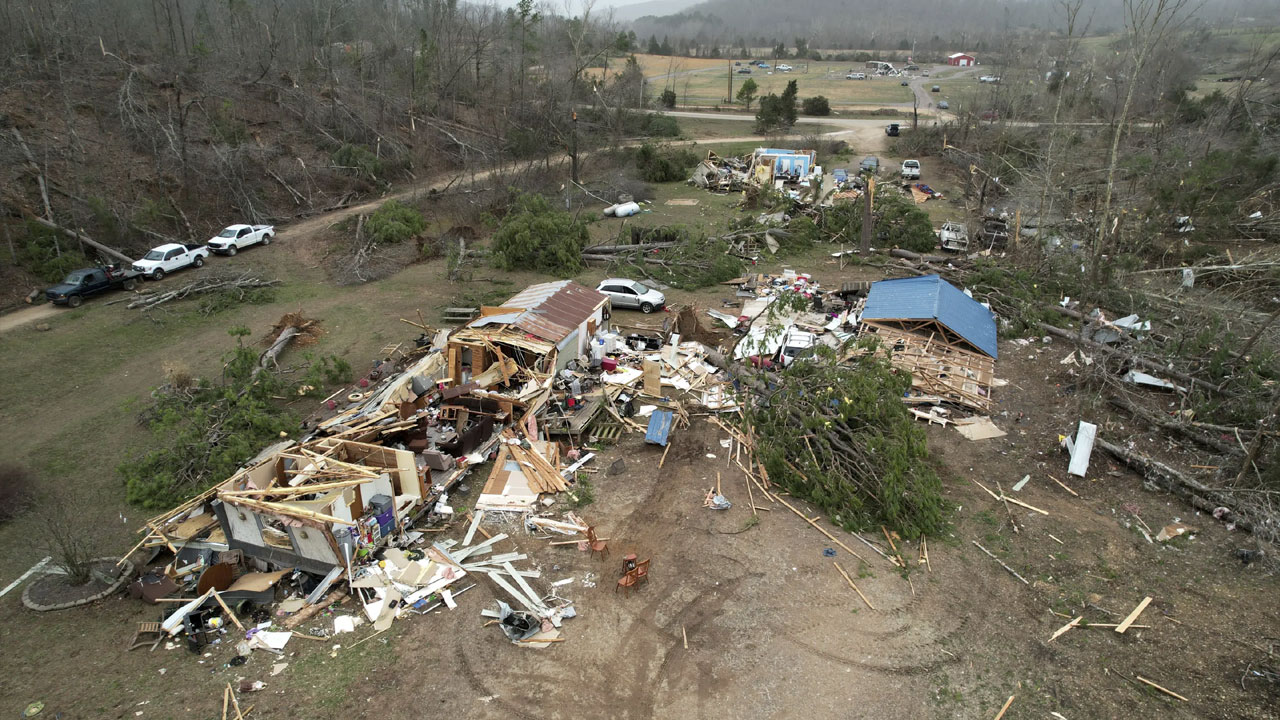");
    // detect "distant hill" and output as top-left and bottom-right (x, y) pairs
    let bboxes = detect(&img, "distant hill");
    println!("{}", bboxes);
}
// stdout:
(626, 0), (1266, 50)
(609, 0), (702, 22)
